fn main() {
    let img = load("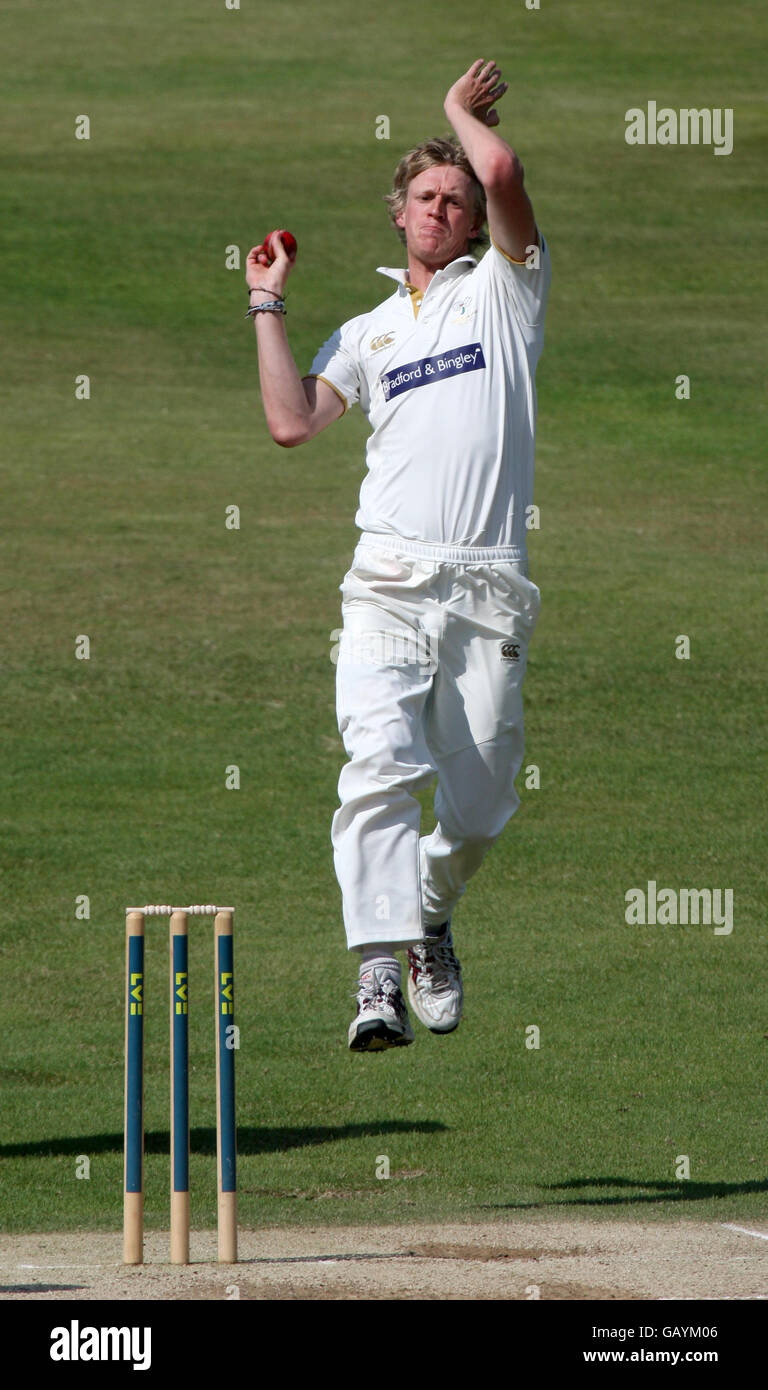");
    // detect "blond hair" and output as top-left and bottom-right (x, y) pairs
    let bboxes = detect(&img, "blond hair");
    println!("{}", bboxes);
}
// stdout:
(384, 137), (489, 254)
